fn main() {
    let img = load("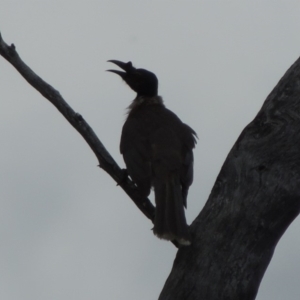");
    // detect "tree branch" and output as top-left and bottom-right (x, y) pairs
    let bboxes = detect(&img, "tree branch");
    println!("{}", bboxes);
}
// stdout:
(159, 58), (300, 299)
(3, 31), (299, 299)
(0, 32), (155, 222)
